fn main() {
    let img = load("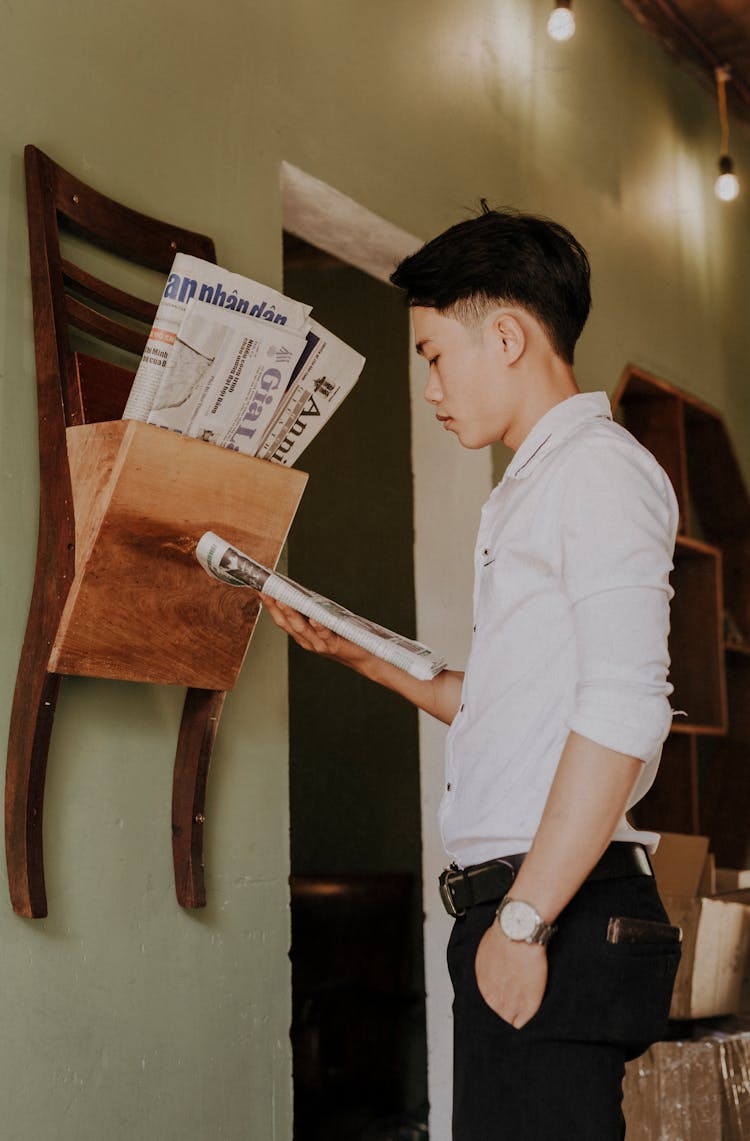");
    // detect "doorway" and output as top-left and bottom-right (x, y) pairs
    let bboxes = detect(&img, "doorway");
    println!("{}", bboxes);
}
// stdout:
(284, 233), (428, 1140)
